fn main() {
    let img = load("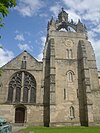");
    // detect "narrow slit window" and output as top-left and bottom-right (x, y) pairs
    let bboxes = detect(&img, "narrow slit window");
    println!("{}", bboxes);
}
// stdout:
(70, 49), (73, 58)
(64, 88), (66, 100)
(66, 49), (69, 59)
